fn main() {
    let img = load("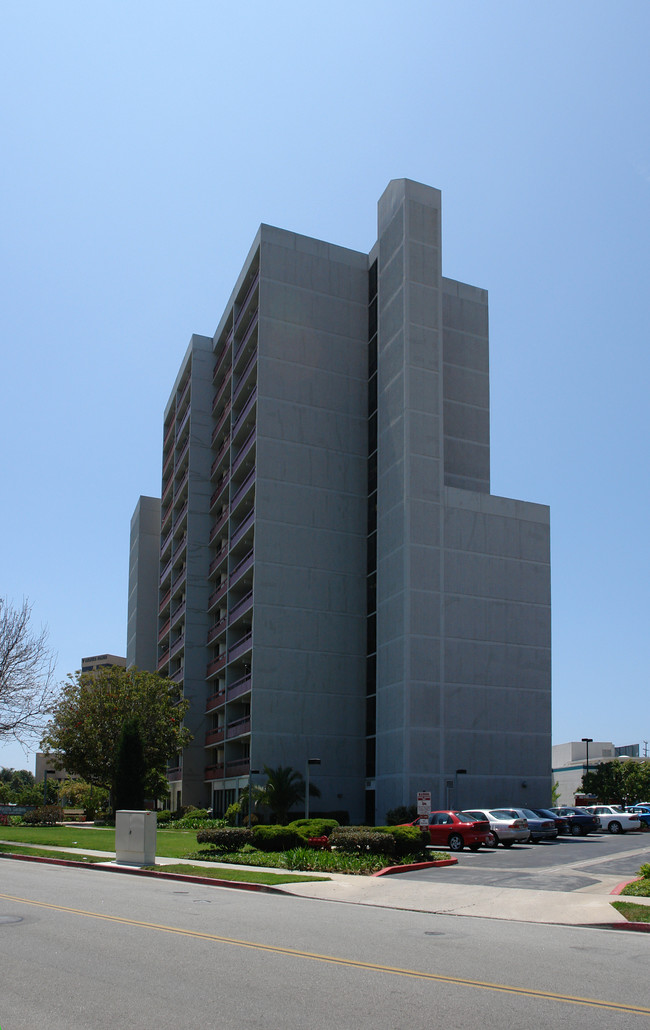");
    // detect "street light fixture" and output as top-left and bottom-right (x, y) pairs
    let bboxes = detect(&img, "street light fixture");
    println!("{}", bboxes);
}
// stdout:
(582, 737), (593, 784)
(305, 758), (321, 820)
